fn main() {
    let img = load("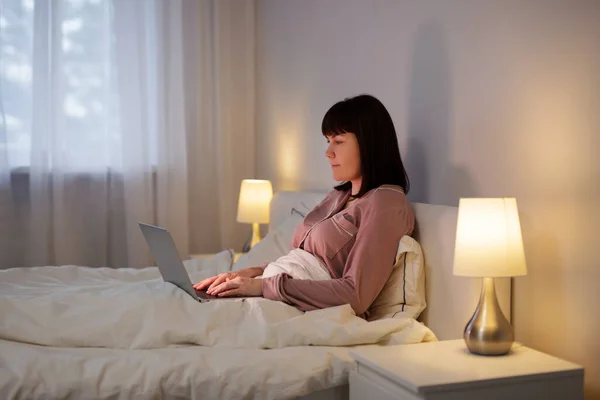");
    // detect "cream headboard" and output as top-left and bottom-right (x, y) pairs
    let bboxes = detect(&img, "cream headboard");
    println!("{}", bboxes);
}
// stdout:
(269, 190), (511, 341)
